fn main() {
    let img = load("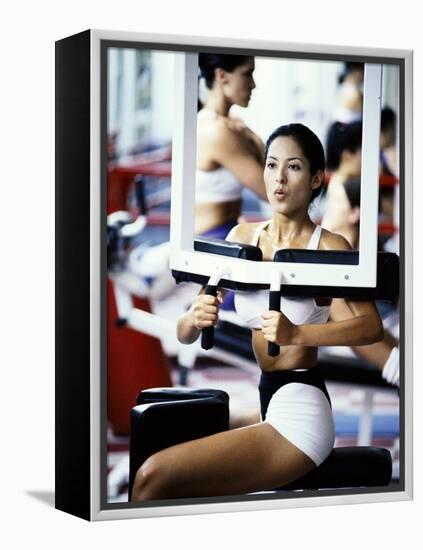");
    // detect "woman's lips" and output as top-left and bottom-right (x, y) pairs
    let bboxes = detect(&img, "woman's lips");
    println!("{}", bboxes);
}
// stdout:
(274, 189), (288, 200)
